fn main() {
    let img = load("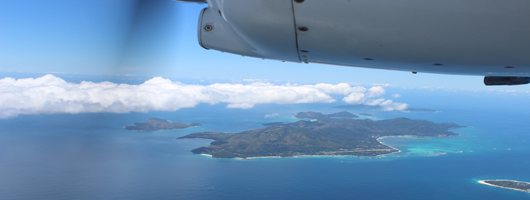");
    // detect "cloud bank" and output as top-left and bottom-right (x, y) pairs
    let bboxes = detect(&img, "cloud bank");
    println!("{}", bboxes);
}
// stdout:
(0, 75), (408, 118)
